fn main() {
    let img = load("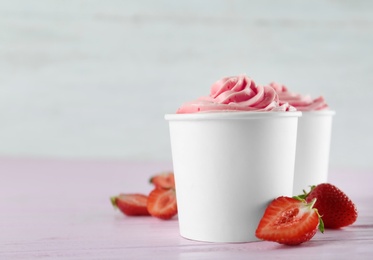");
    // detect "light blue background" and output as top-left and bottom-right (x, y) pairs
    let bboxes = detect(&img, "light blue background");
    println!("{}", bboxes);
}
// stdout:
(1, 0), (372, 170)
